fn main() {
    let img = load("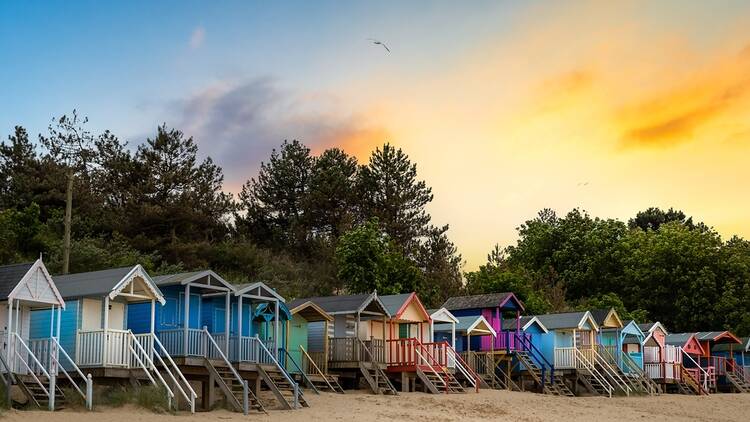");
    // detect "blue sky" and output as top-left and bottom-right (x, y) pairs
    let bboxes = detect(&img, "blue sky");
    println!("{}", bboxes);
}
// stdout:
(3, 1), (750, 269)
